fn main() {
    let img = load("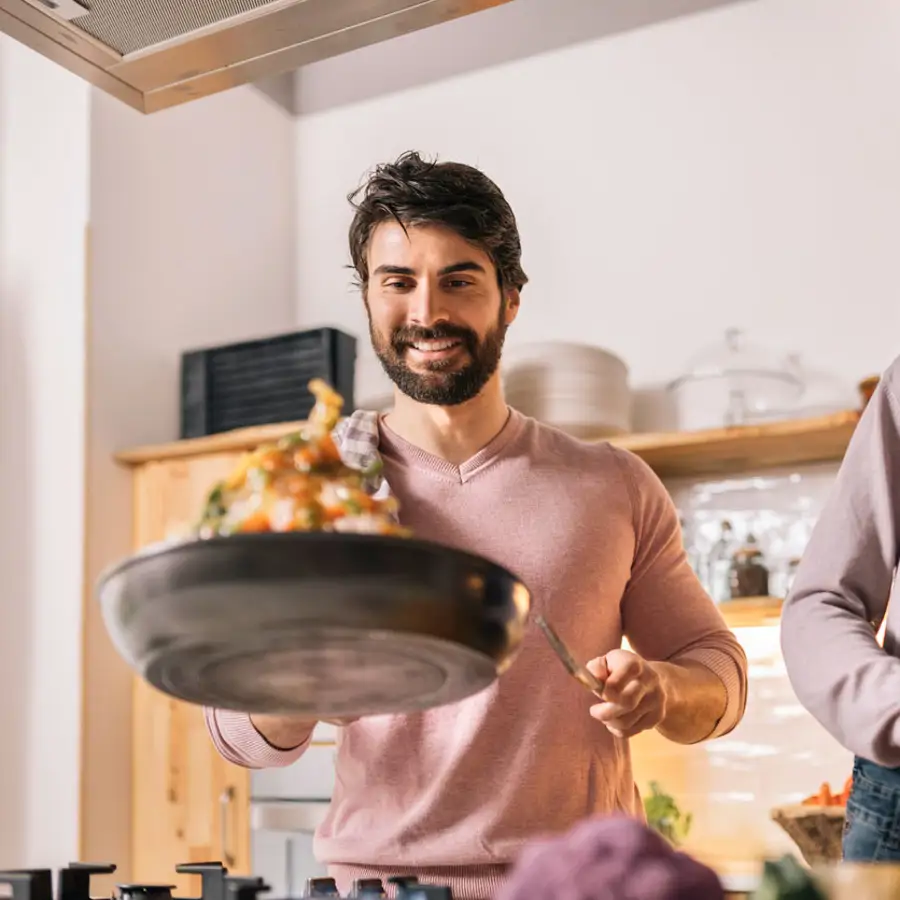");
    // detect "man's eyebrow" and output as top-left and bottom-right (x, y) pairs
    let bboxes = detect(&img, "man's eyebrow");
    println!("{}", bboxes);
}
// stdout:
(371, 261), (487, 278)
(373, 264), (416, 276)
(439, 261), (486, 276)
